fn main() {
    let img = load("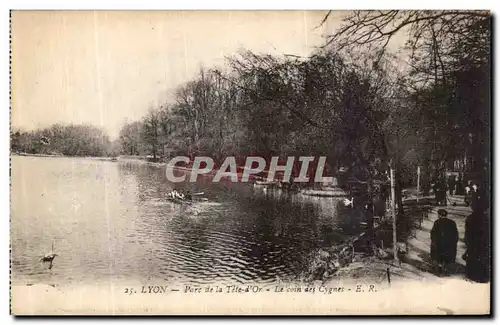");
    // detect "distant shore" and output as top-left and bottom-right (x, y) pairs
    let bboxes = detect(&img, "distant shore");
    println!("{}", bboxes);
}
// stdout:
(12, 152), (117, 162)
